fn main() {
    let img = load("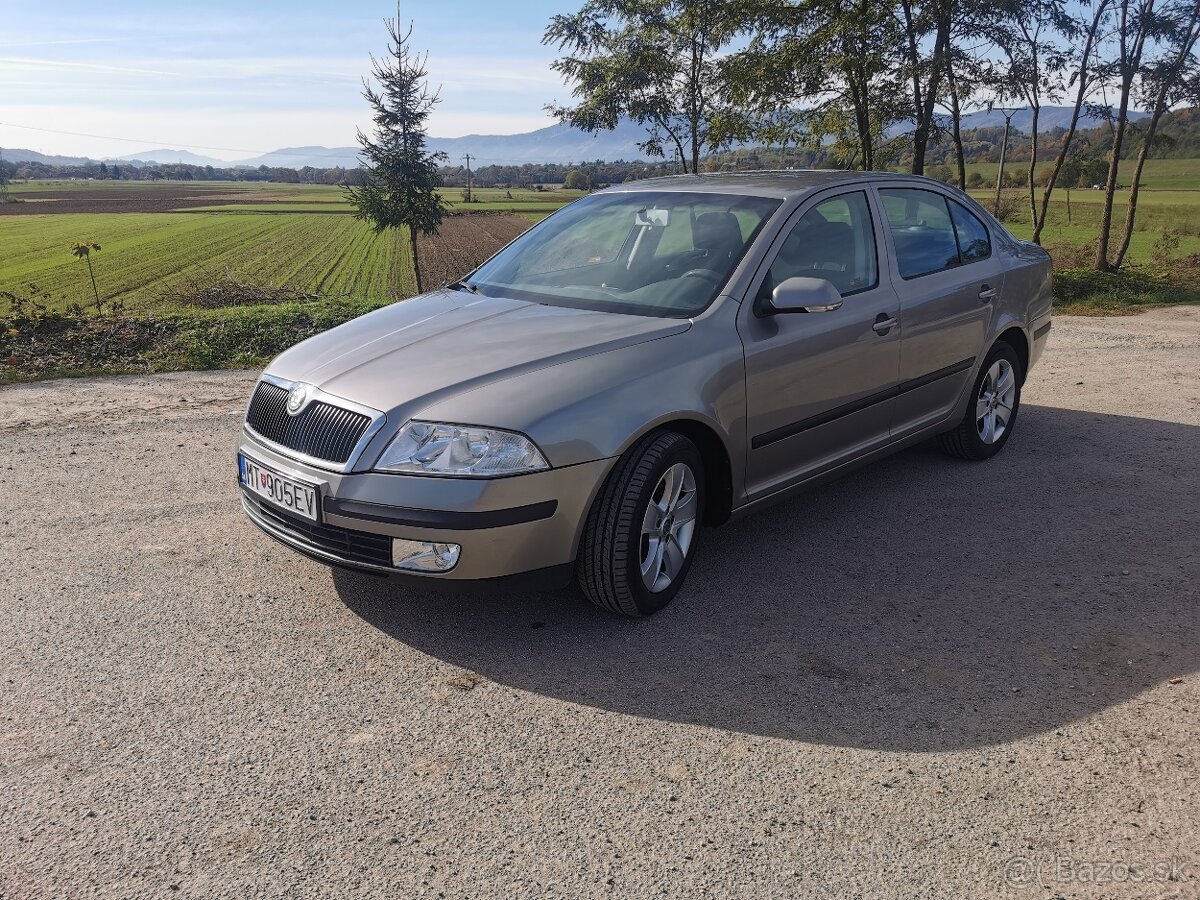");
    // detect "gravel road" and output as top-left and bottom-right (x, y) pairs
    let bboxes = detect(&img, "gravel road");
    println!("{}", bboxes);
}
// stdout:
(2, 309), (1198, 899)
